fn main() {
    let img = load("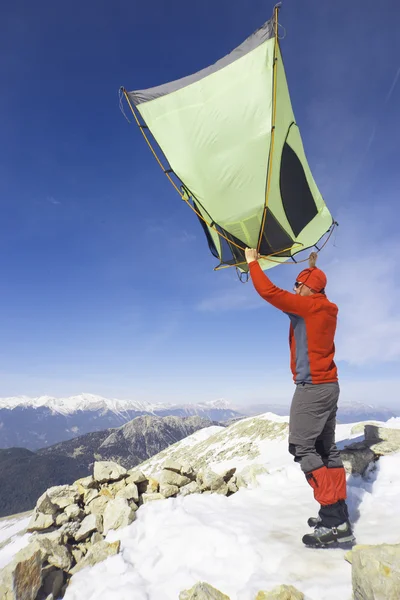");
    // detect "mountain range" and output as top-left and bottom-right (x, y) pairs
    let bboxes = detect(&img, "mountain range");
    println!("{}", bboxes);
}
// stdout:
(0, 394), (240, 450)
(0, 414), (215, 517)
